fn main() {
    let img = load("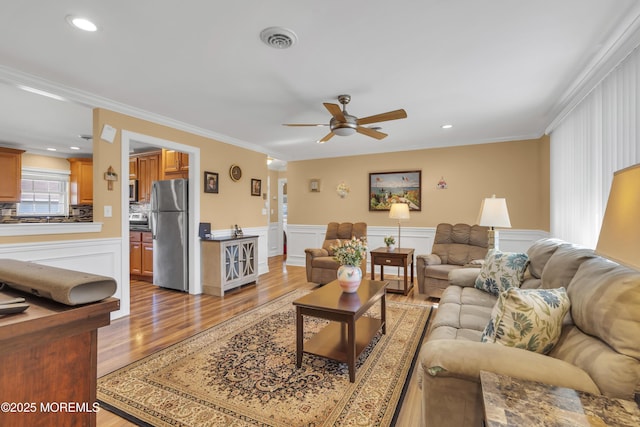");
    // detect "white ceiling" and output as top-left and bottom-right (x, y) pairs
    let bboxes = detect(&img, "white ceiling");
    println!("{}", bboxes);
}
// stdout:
(0, 1), (639, 165)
